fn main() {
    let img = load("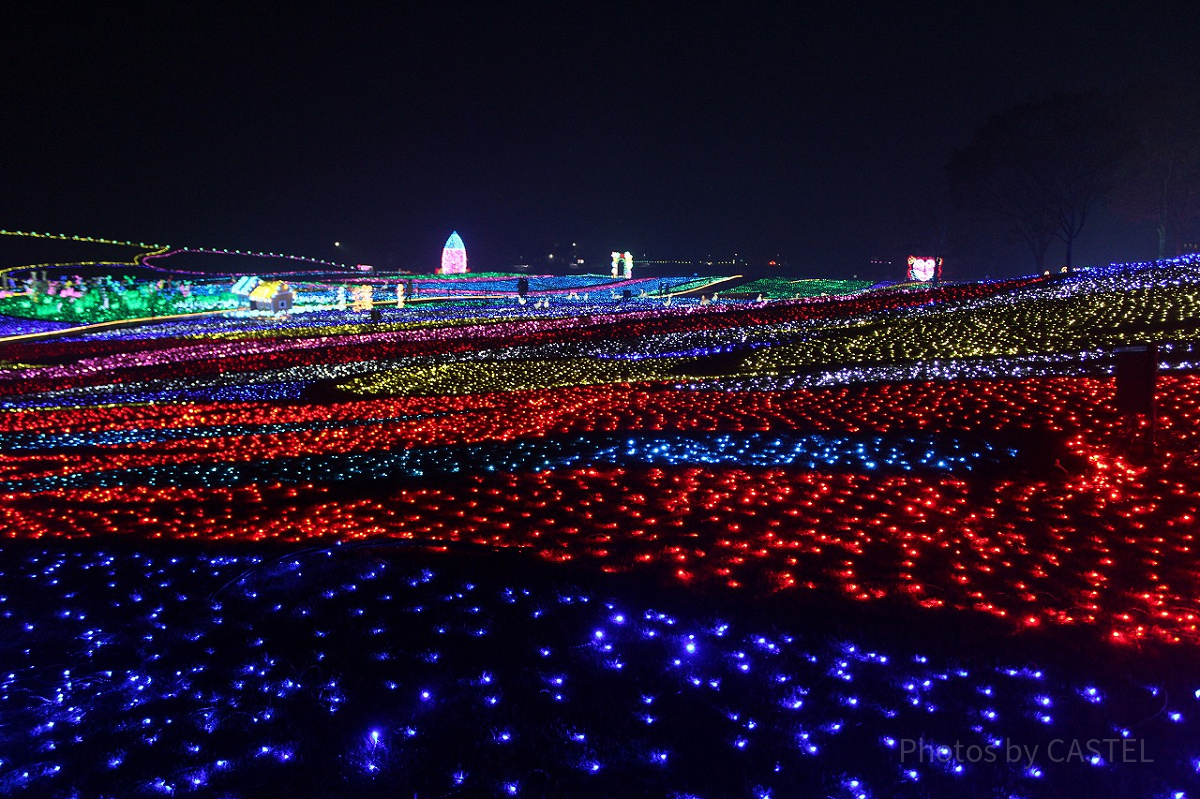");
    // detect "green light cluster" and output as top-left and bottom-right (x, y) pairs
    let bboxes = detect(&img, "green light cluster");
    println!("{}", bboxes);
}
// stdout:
(0, 229), (165, 250)
(735, 278), (874, 298)
(0, 279), (238, 324)
(417, 272), (526, 281)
